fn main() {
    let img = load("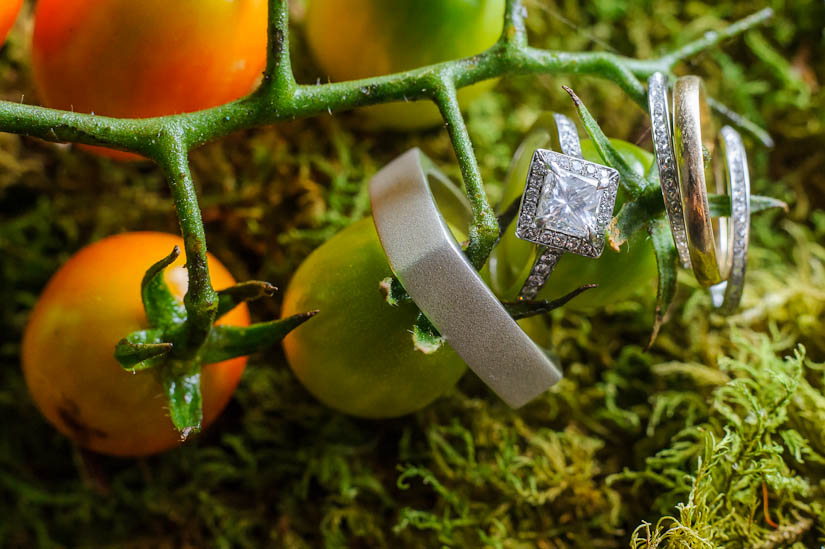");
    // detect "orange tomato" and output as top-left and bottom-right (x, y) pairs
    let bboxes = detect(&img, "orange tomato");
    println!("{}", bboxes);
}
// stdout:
(0, 0), (22, 45)
(22, 232), (250, 457)
(31, 0), (267, 159)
